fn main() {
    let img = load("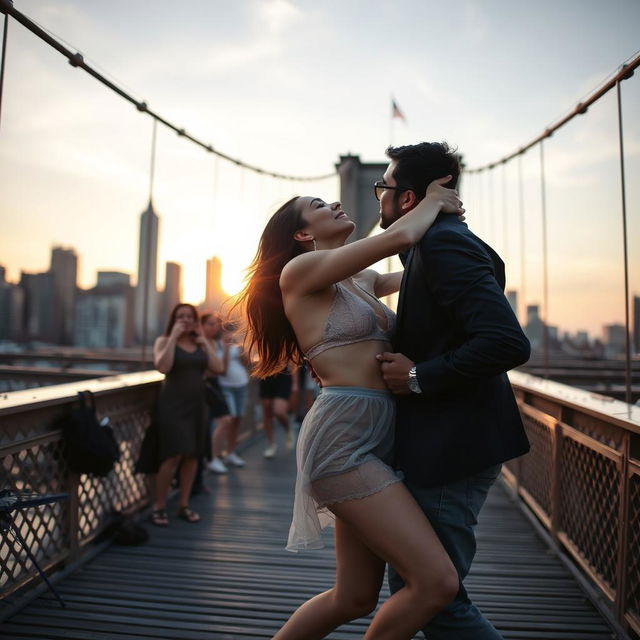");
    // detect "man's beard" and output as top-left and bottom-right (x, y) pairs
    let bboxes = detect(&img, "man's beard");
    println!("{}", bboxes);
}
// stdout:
(379, 201), (403, 230)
